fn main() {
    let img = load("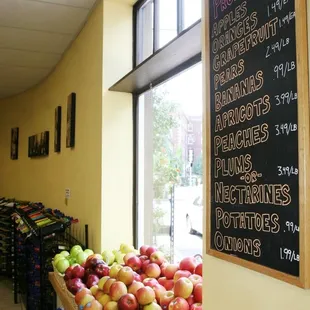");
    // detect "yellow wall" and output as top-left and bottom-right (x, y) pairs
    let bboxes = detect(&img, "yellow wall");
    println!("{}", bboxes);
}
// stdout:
(0, 1), (103, 251)
(203, 3), (310, 310)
